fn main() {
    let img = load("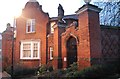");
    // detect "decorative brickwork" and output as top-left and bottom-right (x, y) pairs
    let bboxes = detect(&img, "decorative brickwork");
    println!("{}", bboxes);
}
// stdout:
(101, 26), (120, 62)
(2, 1), (119, 70)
